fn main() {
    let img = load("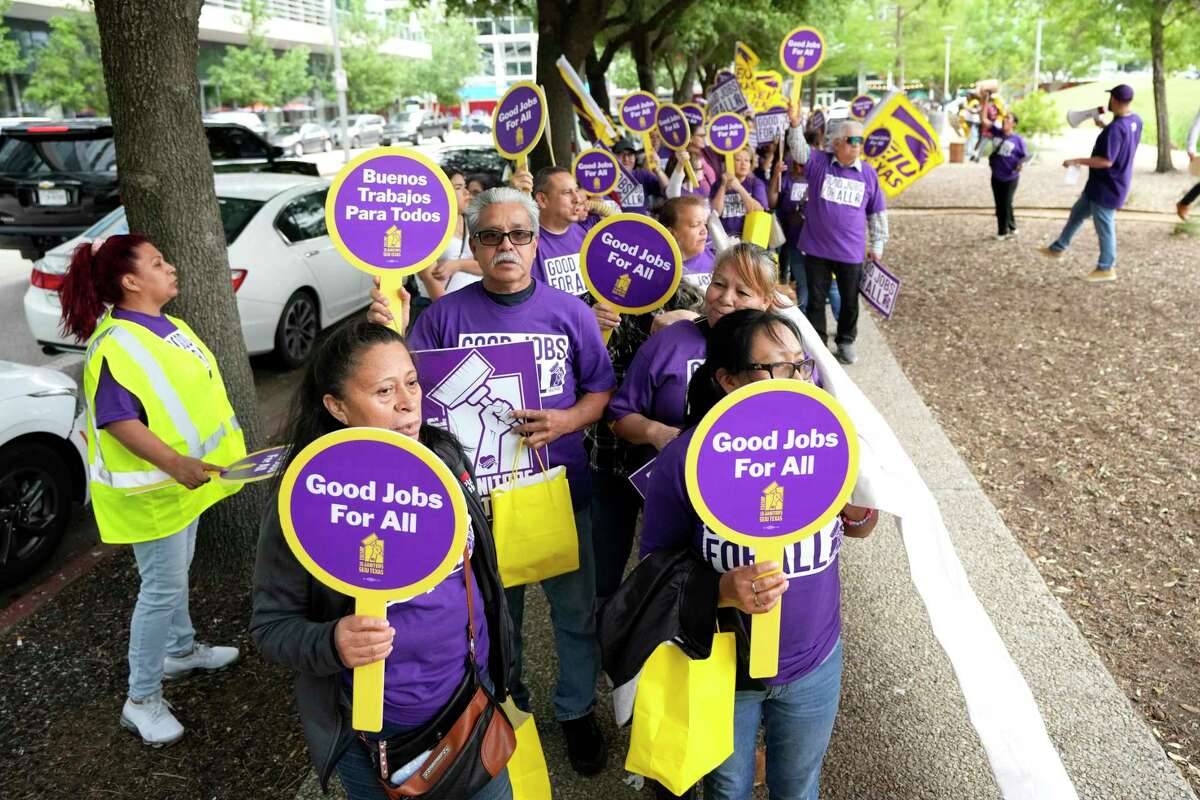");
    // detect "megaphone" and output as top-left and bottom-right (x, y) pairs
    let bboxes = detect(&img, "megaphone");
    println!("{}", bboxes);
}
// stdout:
(1067, 107), (1105, 128)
